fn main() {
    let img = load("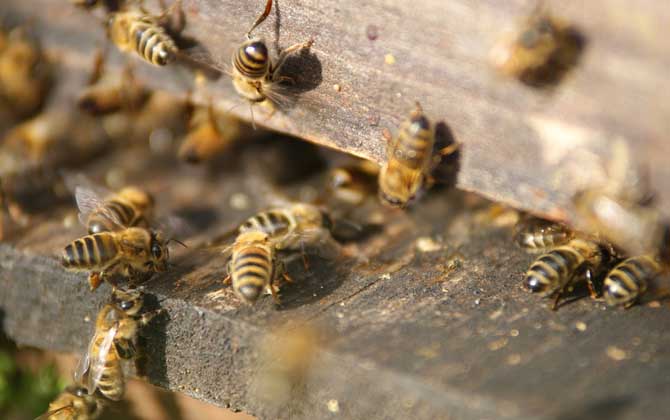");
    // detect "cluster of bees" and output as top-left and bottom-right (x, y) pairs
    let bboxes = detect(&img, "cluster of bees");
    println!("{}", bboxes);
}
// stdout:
(0, 0), (664, 418)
